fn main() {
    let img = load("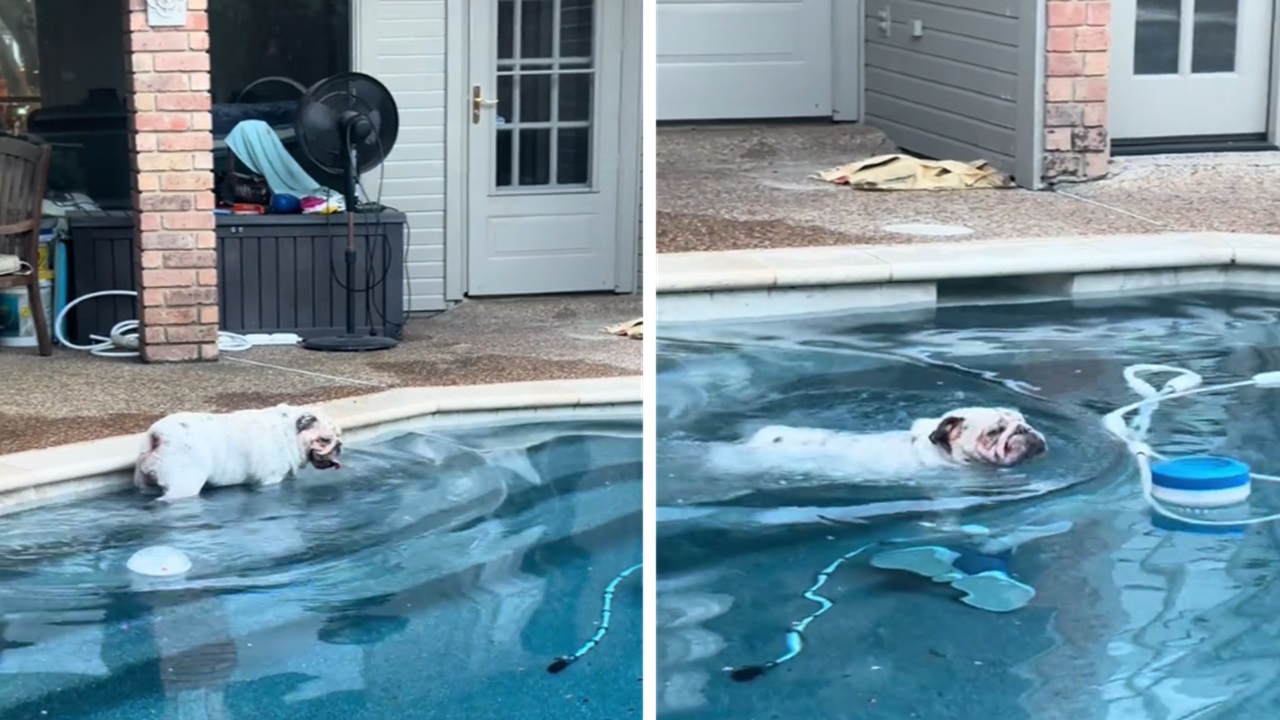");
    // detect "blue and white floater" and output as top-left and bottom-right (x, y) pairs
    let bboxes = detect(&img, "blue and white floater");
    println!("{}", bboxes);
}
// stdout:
(1103, 363), (1280, 529)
